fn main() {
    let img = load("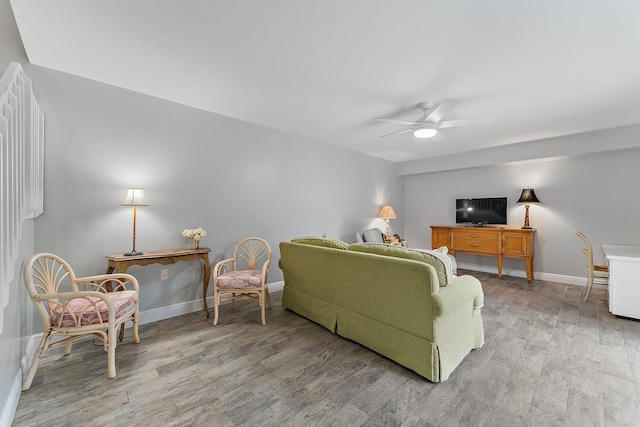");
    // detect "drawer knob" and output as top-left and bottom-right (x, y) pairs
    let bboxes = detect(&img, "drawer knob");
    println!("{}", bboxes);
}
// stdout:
(471, 243), (480, 247)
